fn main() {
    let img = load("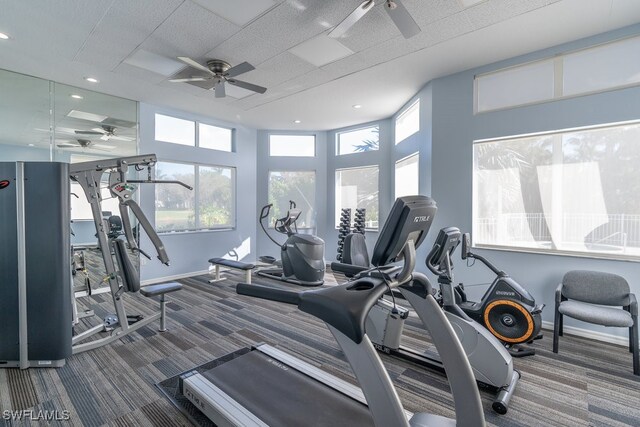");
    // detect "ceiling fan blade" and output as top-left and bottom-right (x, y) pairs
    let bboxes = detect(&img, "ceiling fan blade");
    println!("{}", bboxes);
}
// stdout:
(328, 0), (375, 38)
(75, 130), (103, 135)
(57, 144), (76, 148)
(187, 79), (218, 90)
(177, 57), (215, 75)
(227, 79), (267, 94)
(225, 62), (255, 78)
(169, 77), (209, 83)
(385, 0), (420, 39)
(214, 80), (226, 98)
